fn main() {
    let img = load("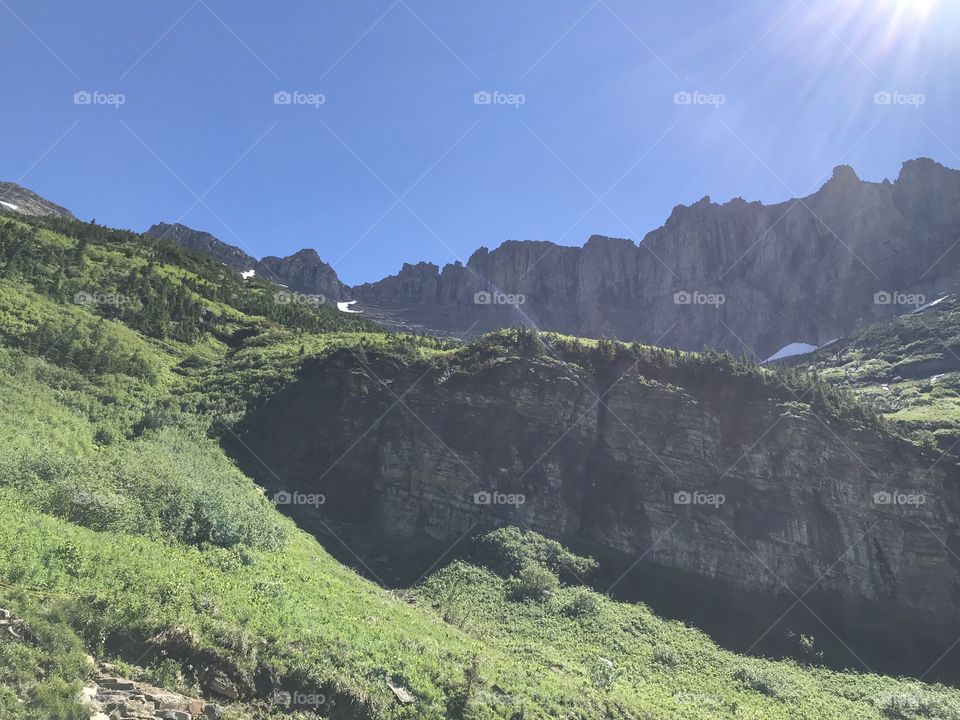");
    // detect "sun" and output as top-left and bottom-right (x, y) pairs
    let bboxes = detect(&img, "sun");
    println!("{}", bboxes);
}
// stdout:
(882, 0), (940, 20)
